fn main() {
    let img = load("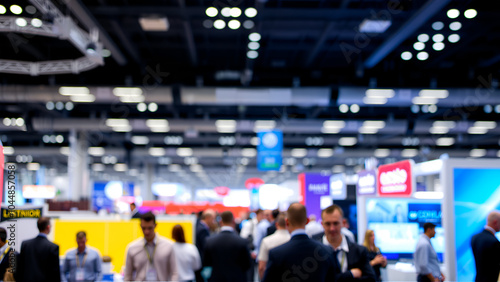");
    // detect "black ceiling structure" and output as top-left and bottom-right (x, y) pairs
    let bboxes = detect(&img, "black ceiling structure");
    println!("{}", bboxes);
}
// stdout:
(0, 0), (499, 187)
